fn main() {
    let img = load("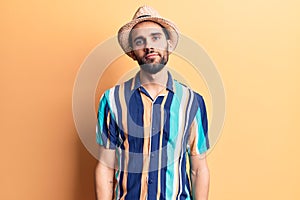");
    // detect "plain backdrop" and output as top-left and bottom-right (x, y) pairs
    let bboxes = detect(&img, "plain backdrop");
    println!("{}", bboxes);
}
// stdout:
(1, 0), (299, 199)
